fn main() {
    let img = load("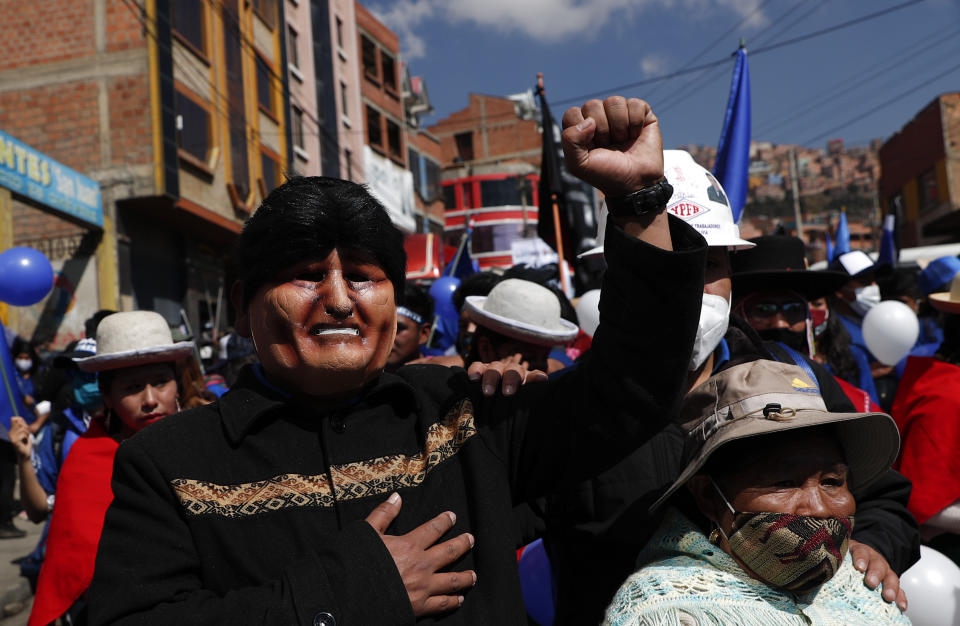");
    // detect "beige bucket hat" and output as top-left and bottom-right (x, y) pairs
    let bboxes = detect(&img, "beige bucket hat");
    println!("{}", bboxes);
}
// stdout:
(75, 311), (195, 372)
(464, 278), (579, 346)
(650, 359), (900, 511)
